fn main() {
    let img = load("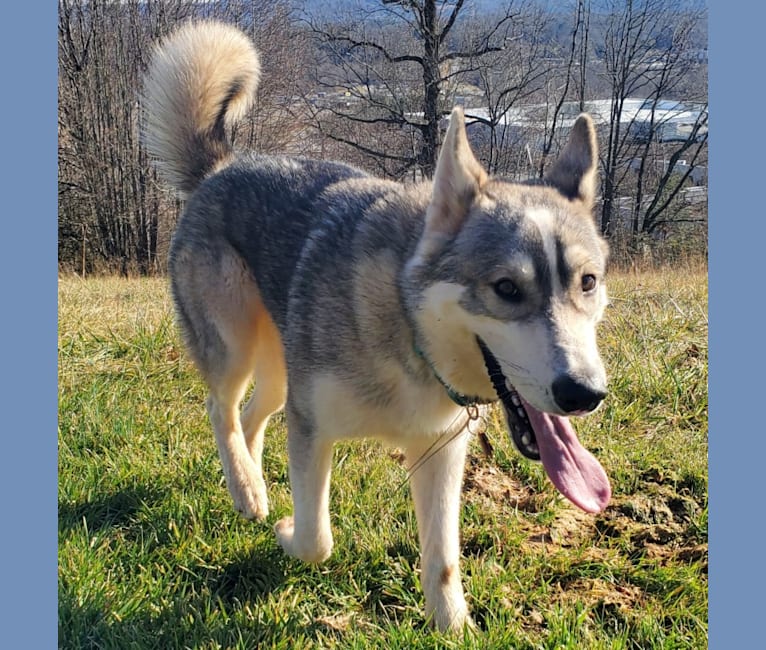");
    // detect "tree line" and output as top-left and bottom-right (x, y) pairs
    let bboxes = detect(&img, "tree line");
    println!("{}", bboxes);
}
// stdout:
(58, 0), (708, 274)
